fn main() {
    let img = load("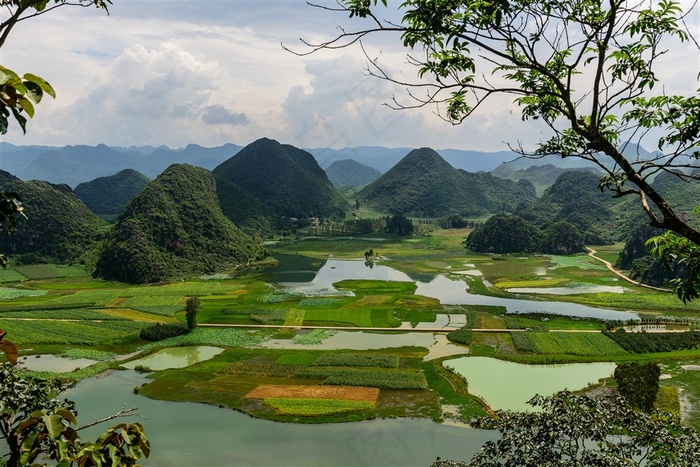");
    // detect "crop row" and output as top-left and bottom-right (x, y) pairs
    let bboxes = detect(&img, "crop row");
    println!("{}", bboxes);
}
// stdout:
(264, 397), (373, 416)
(510, 332), (535, 352)
(604, 330), (700, 353)
(0, 319), (145, 345)
(0, 308), (125, 320)
(296, 367), (428, 390)
(525, 332), (627, 356)
(0, 287), (47, 300)
(312, 354), (399, 368)
(136, 327), (267, 352)
(217, 361), (304, 378)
